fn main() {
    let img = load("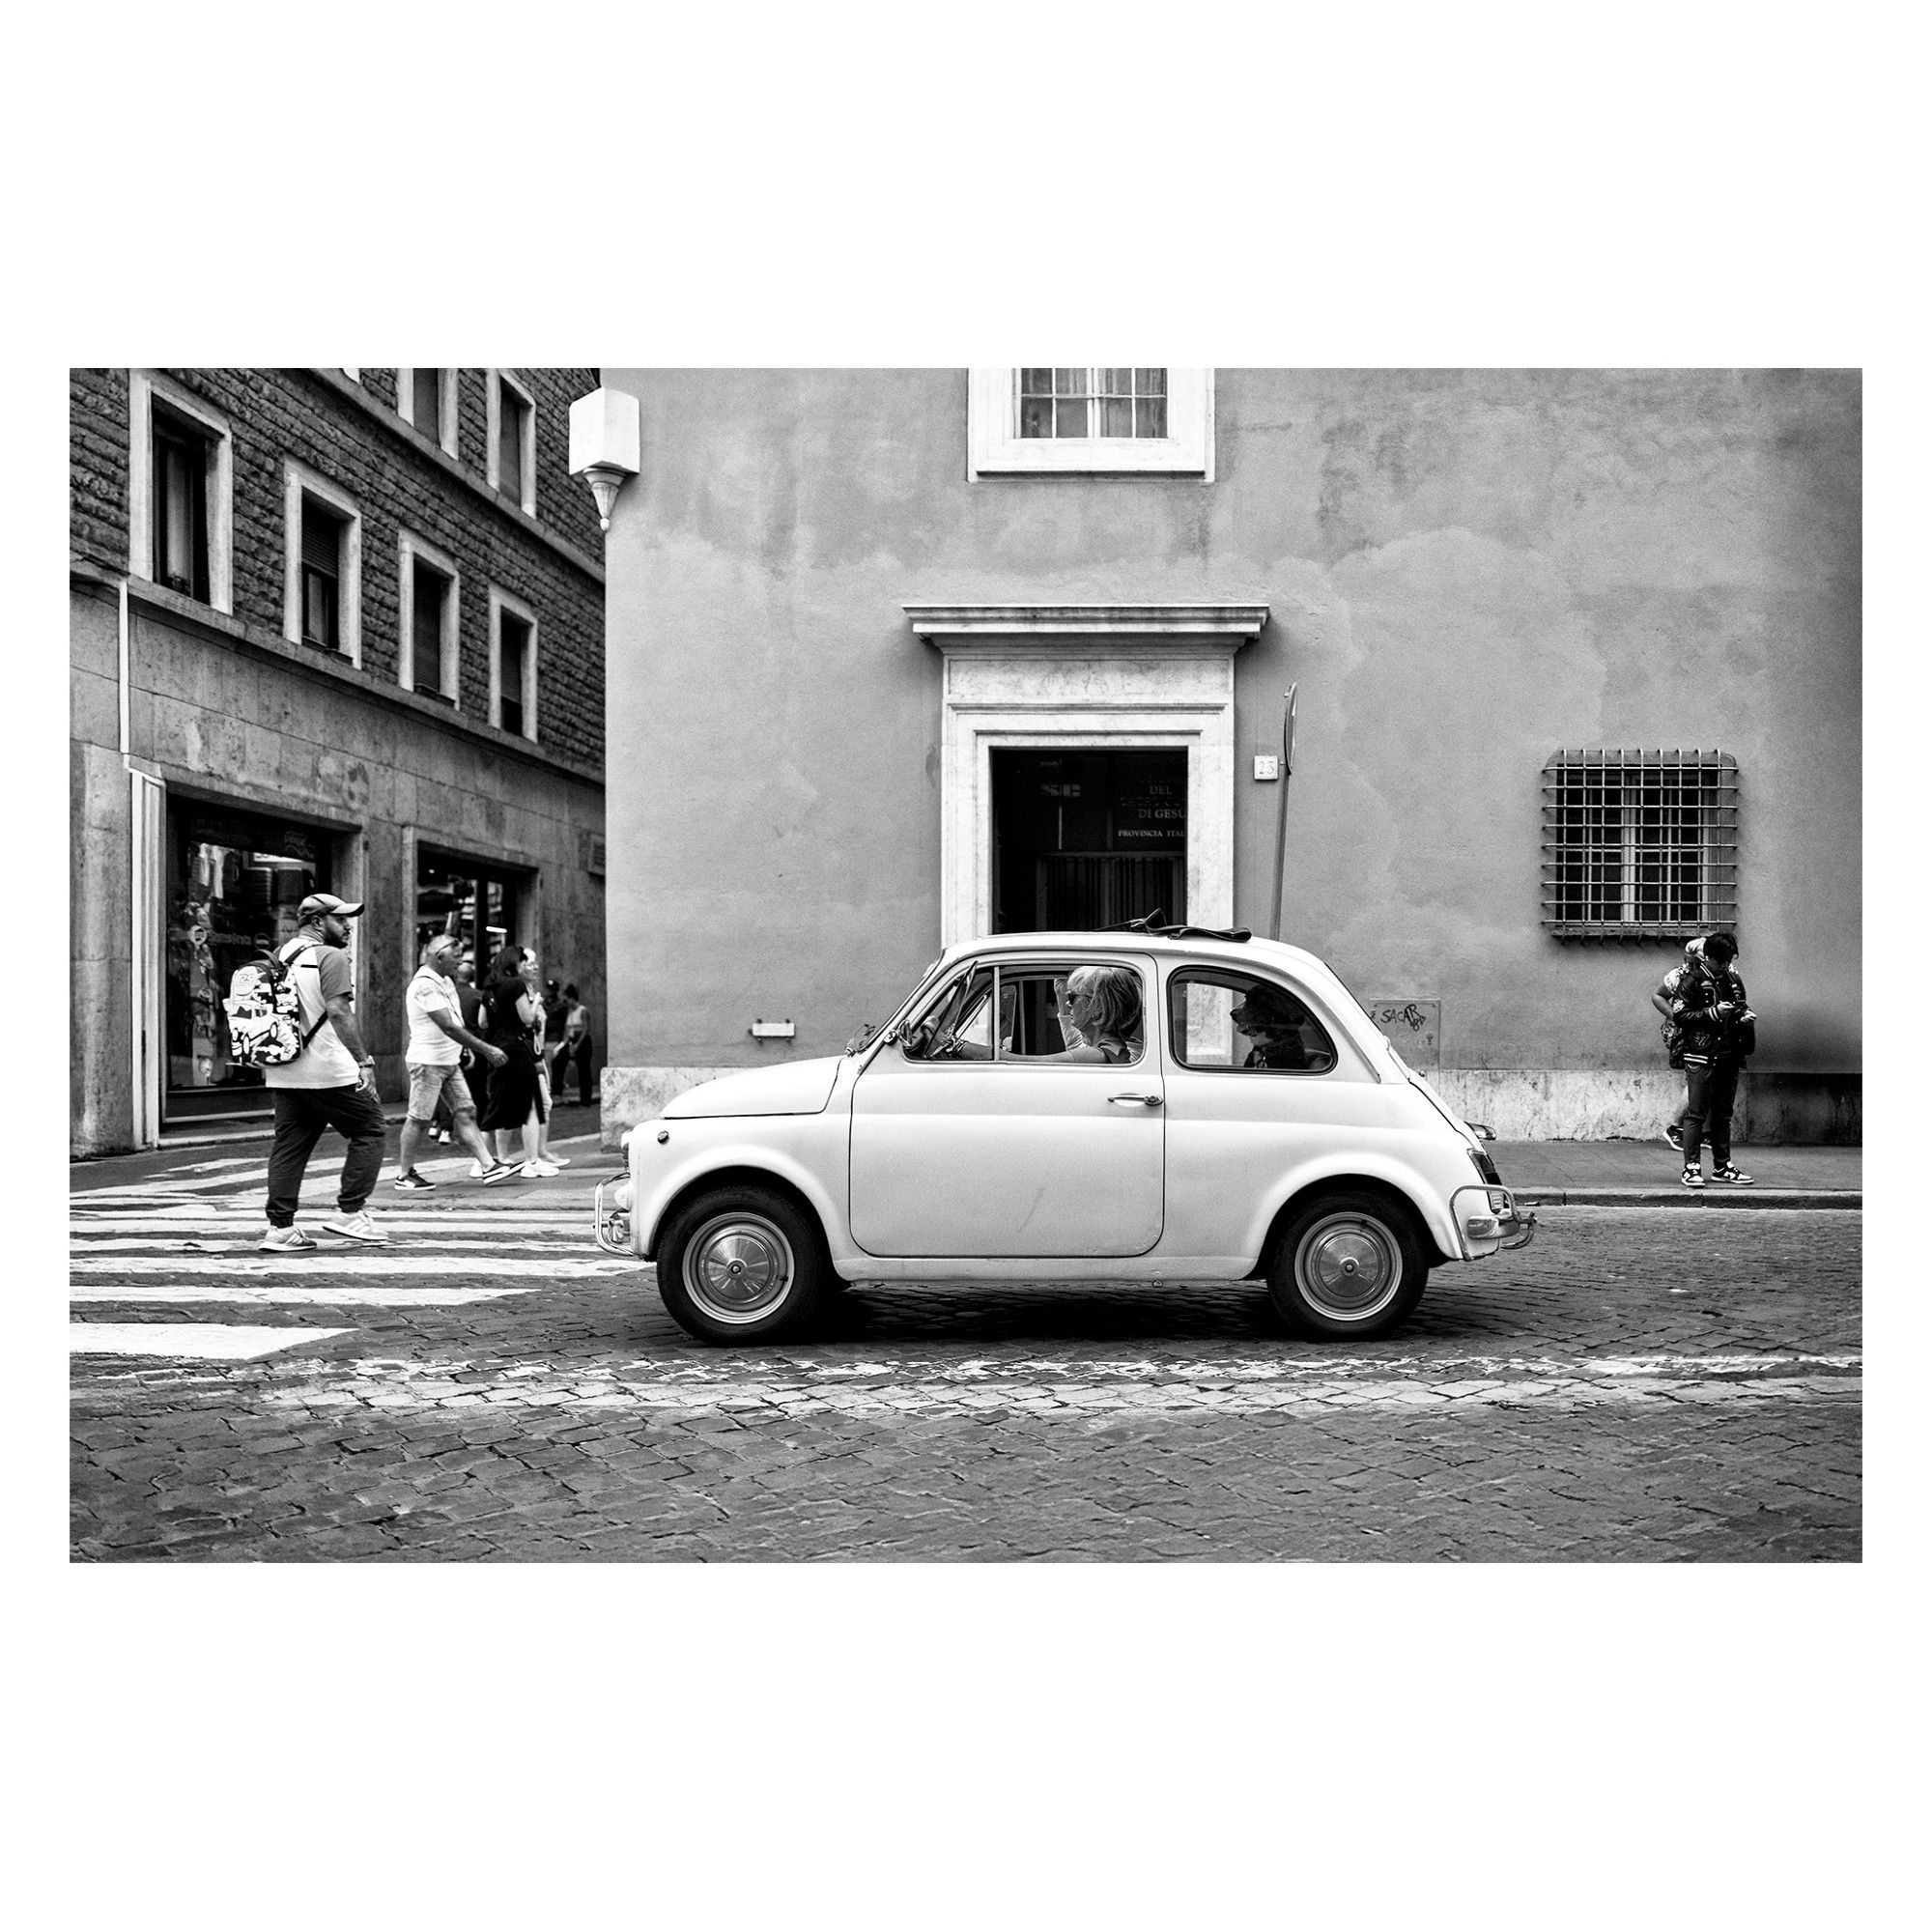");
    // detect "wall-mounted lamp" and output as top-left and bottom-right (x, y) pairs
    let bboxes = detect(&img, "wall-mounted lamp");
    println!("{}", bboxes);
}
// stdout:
(568, 386), (641, 531)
